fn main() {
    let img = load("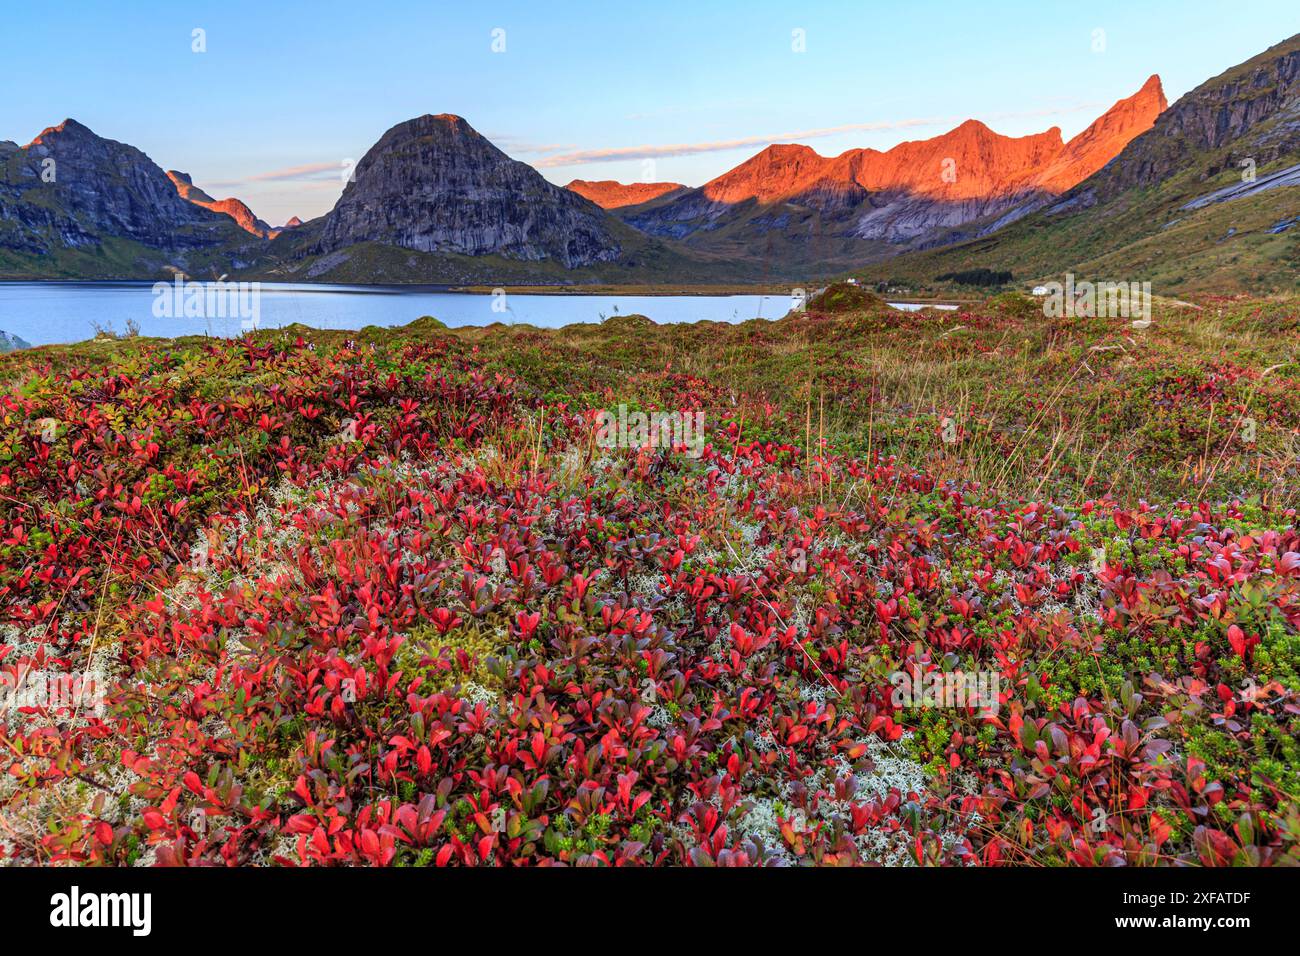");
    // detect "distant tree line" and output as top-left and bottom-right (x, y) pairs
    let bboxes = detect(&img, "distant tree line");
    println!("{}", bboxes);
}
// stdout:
(935, 269), (1014, 287)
